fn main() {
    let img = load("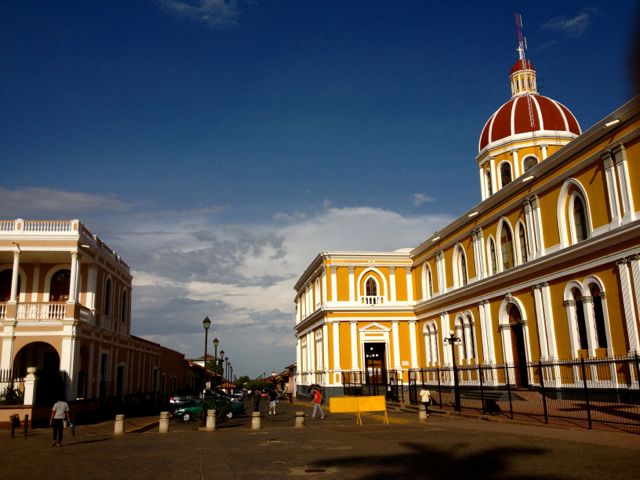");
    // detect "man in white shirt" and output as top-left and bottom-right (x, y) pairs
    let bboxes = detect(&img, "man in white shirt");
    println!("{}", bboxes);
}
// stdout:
(50, 397), (70, 447)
